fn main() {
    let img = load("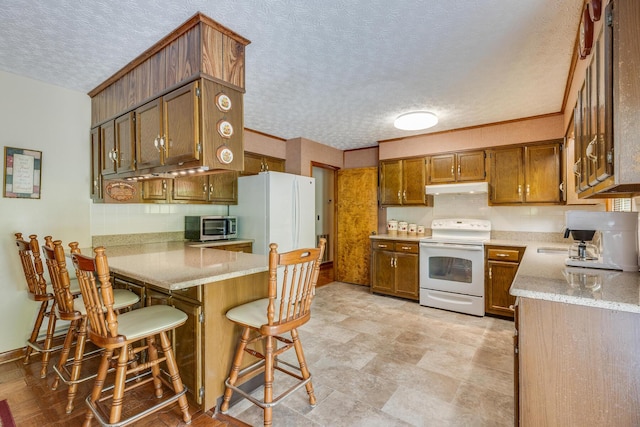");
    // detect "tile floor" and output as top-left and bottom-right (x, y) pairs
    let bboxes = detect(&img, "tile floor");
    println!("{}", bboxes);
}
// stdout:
(226, 282), (515, 426)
